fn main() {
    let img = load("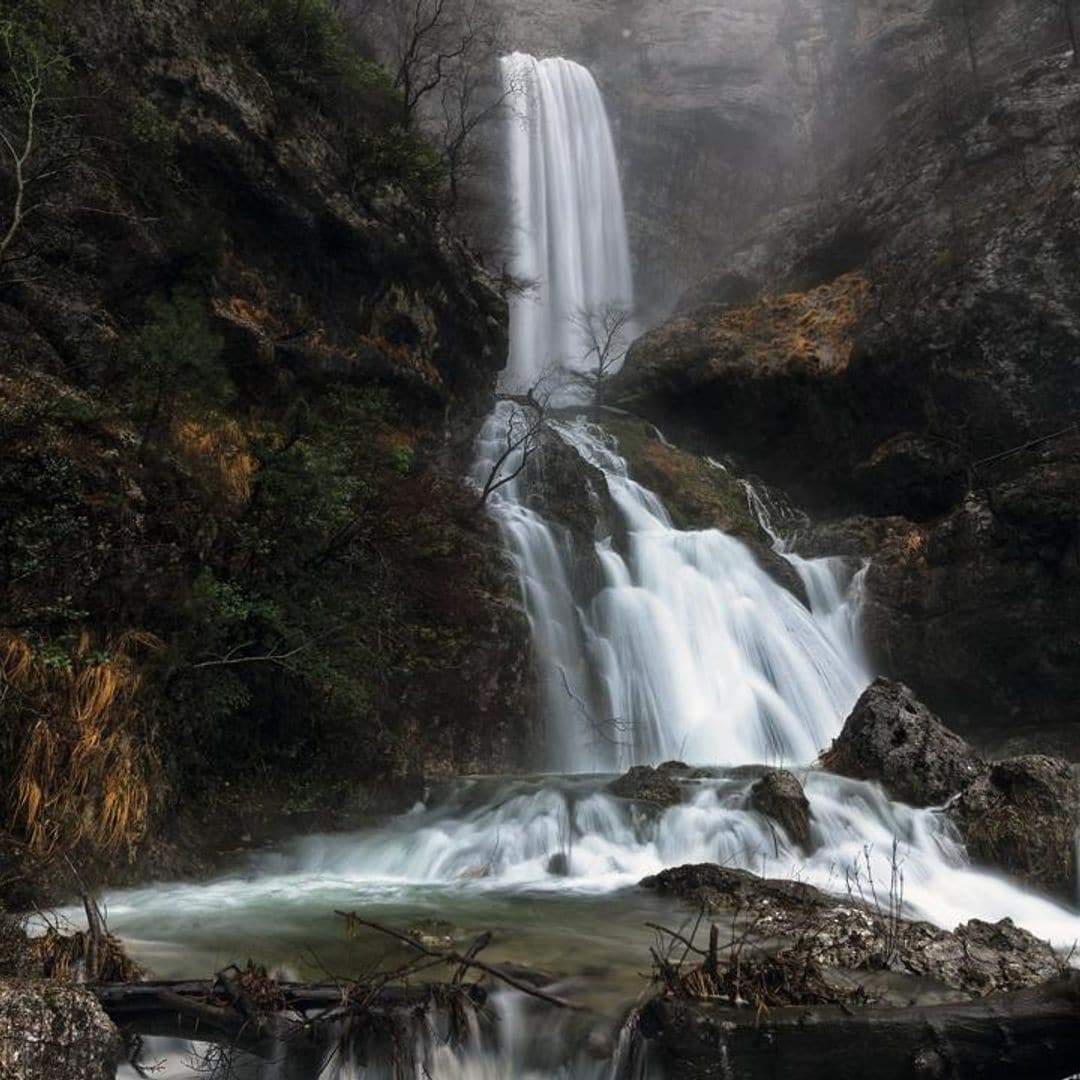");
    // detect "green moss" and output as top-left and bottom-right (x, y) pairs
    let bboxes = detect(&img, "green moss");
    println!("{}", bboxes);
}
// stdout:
(599, 416), (766, 544)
